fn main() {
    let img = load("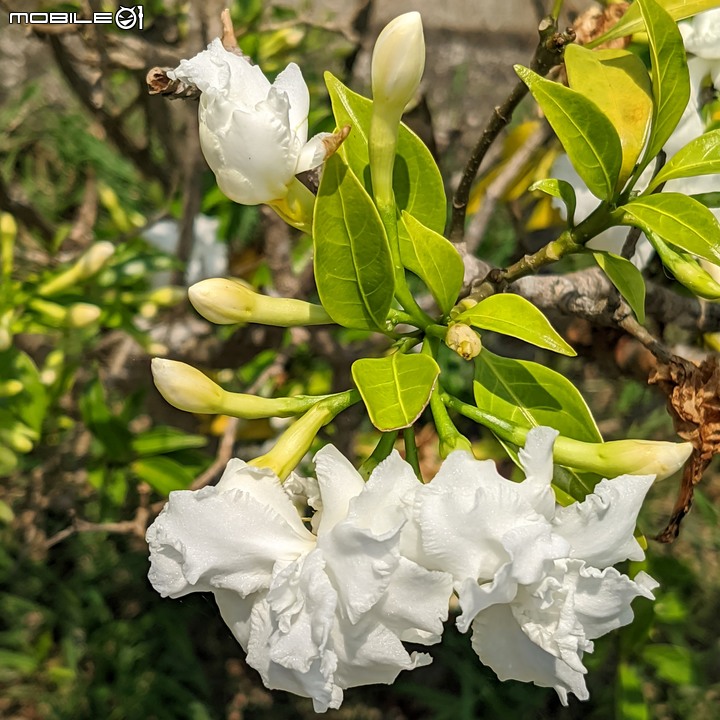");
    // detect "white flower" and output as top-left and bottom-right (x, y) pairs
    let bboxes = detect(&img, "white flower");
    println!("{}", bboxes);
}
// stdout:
(409, 427), (658, 704)
(169, 39), (329, 205)
(146, 446), (453, 713)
